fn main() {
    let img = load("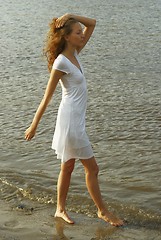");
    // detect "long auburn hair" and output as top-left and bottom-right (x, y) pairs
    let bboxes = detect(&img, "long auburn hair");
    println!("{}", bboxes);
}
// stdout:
(43, 17), (78, 72)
